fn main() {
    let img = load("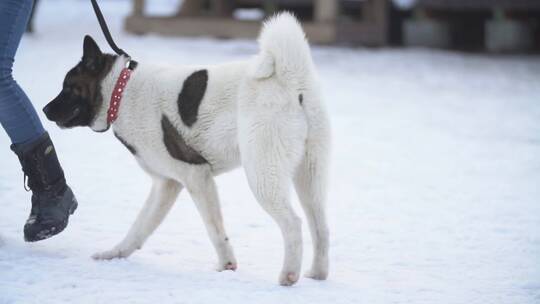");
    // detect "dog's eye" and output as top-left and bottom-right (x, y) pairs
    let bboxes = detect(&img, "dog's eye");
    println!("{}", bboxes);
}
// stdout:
(63, 86), (81, 96)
